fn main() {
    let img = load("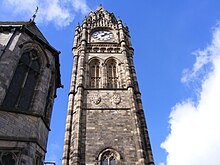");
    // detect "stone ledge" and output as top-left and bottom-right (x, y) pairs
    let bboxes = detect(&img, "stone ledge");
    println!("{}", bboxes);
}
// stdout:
(0, 136), (46, 152)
